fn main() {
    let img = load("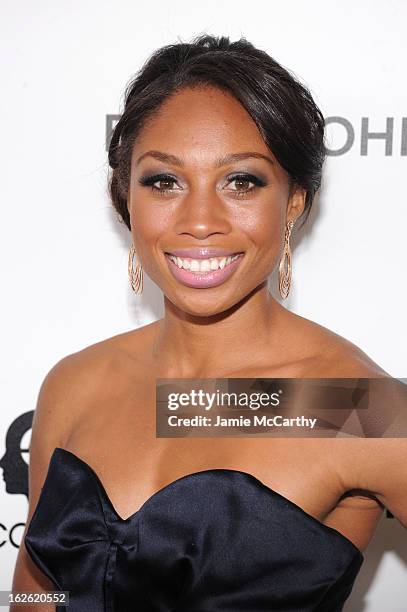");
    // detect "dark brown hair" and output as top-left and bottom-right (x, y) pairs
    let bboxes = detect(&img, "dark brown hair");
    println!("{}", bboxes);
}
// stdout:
(108, 33), (326, 231)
